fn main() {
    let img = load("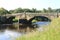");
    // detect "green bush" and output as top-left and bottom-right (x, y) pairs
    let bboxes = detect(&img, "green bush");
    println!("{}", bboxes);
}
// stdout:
(16, 18), (60, 40)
